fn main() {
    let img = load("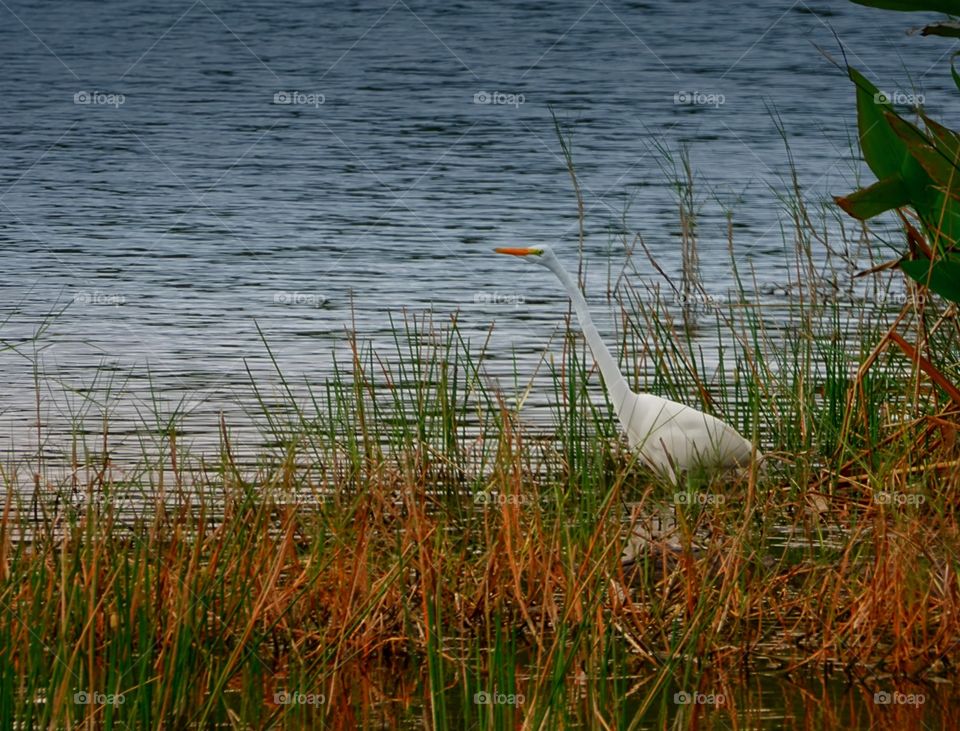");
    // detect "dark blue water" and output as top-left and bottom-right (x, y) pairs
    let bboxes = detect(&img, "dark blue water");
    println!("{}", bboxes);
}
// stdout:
(0, 0), (955, 459)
